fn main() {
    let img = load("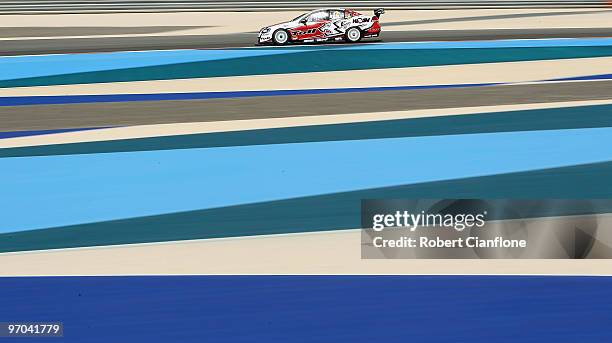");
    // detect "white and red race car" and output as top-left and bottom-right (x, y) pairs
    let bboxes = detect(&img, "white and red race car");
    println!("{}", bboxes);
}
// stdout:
(258, 8), (385, 45)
